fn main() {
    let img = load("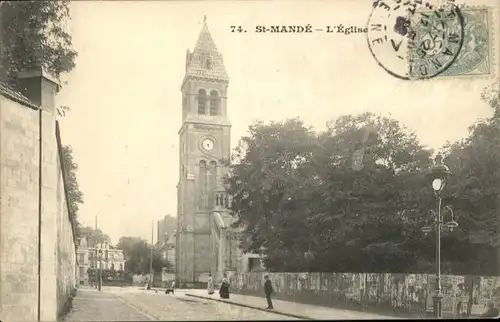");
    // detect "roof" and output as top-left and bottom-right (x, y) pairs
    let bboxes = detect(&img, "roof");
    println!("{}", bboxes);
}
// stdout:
(0, 81), (38, 109)
(183, 17), (229, 84)
(214, 211), (241, 232)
